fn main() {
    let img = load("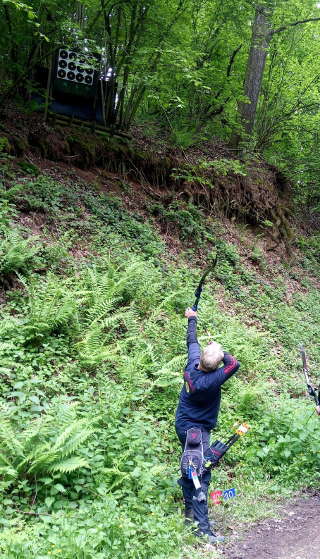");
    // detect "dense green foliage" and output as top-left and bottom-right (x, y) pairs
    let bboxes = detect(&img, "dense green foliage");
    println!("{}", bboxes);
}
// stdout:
(1, 1), (320, 554)
(1, 0), (320, 216)
(0, 160), (319, 557)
